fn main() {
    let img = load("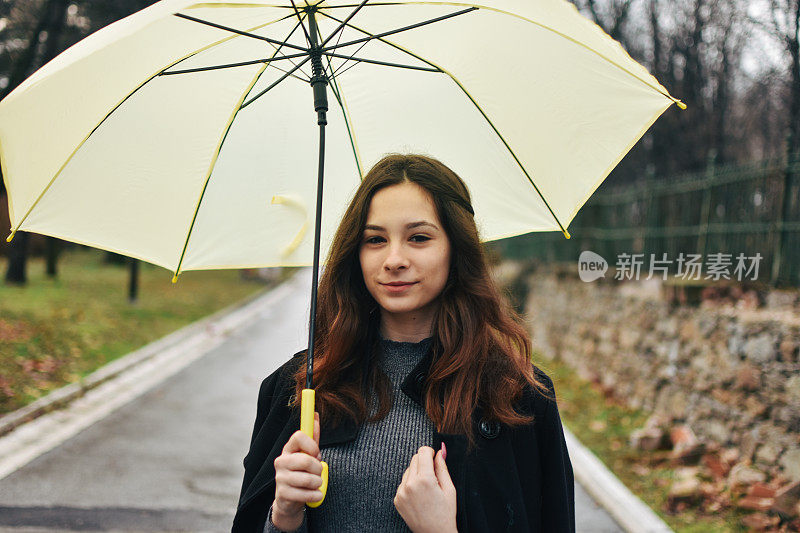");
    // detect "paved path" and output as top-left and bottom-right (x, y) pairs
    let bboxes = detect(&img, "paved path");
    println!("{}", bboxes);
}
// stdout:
(0, 269), (622, 532)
